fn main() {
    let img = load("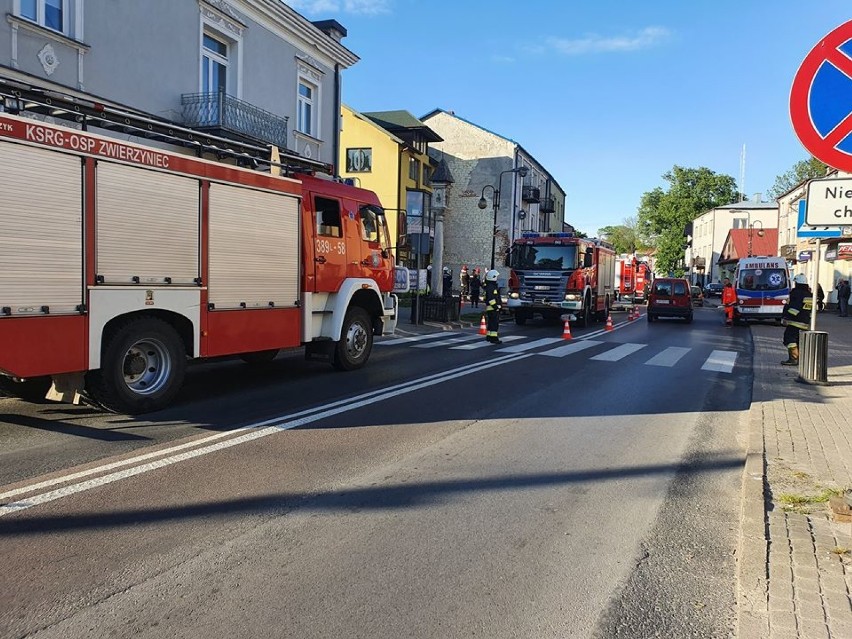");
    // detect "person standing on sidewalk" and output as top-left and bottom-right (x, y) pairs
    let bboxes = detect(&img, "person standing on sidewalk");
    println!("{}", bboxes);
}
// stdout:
(460, 265), (470, 302)
(836, 279), (850, 317)
(483, 269), (502, 344)
(721, 277), (737, 327)
(469, 268), (482, 308)
(780, 273), (813, 366)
